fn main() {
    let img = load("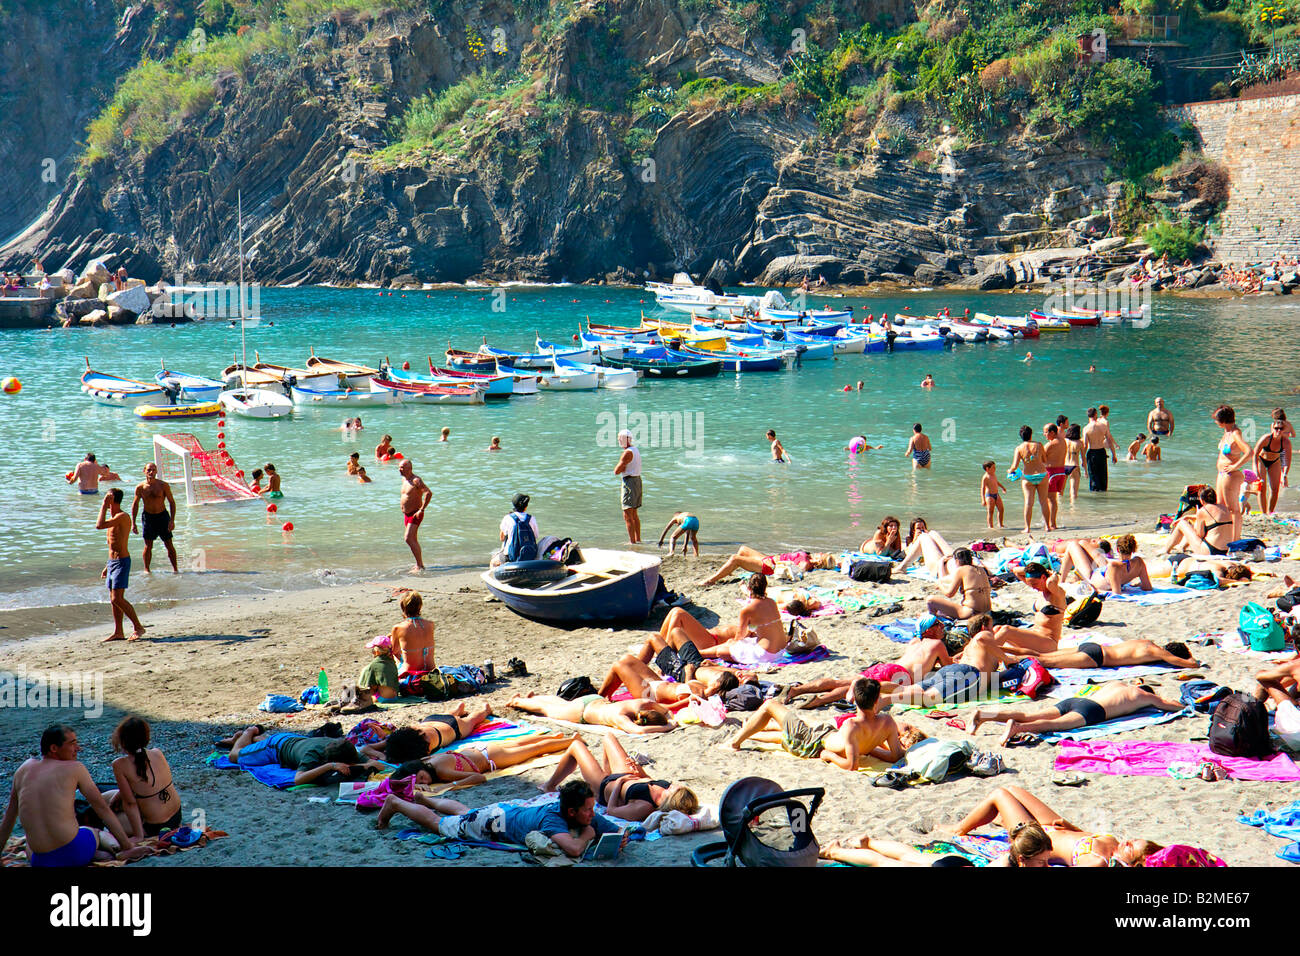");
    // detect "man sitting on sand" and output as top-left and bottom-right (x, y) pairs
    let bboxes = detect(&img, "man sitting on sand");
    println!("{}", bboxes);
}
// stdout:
(723, 678), (905, 770)
(969, 681), (1185, 745)
(878, 616), (1019, 709)
(375, 779), (627, 859)
(0, 725), (138, 867)
(1022, 639), (1198, 671)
